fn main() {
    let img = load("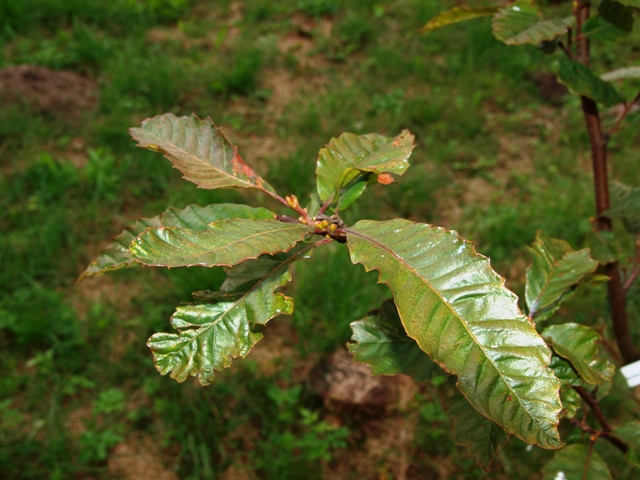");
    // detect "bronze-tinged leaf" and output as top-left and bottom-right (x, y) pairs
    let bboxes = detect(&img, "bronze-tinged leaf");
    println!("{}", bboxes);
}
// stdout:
(525, 231), (598, 322)
(348, 299), (437, 382)
(449, 390), (509, 469)
(148, 243), (317, 385)
(130, 218), (313, 268)
(79, 204), (274, 280)
(542, 444), (612, 480)
(420, 6), (501, 34)
(315, 130), (414, 203)
(542, 323), (615, 386)
(346, 219), (562, 448)
(130, 113), (276, 192)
